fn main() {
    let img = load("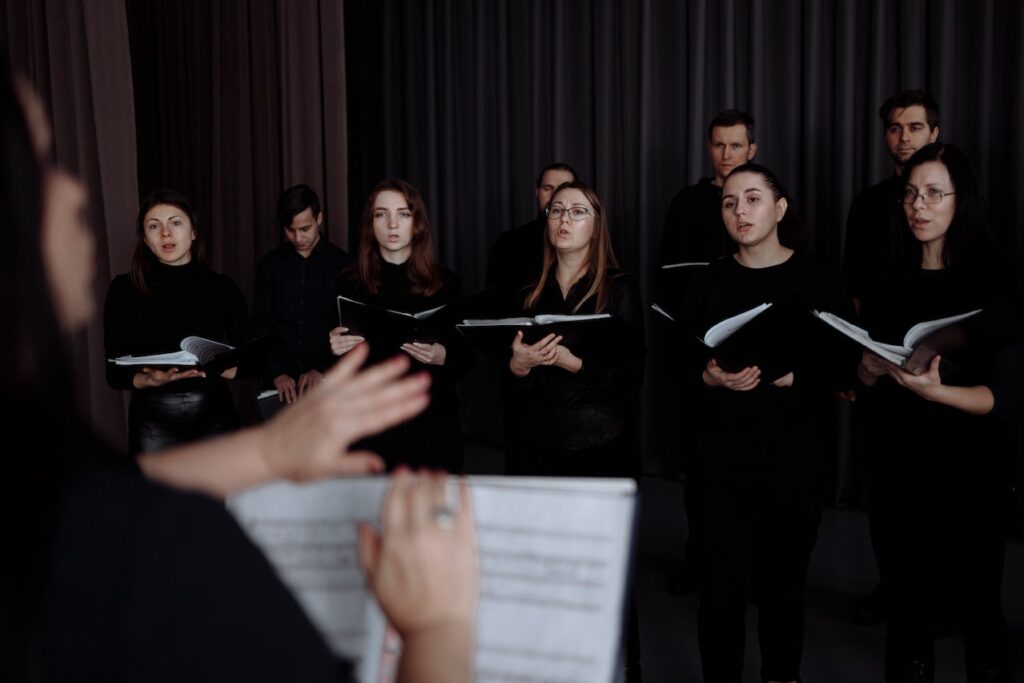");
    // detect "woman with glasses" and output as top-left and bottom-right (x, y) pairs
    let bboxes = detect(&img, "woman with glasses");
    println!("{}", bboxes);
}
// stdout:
(505, 180), (645, 683)
(676, 163), (851, 683)
(857, 143), (1022, 682)
(103, 189), (251, 455)
(505, 181), (645, 478)
(330, 178), (469, 472)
